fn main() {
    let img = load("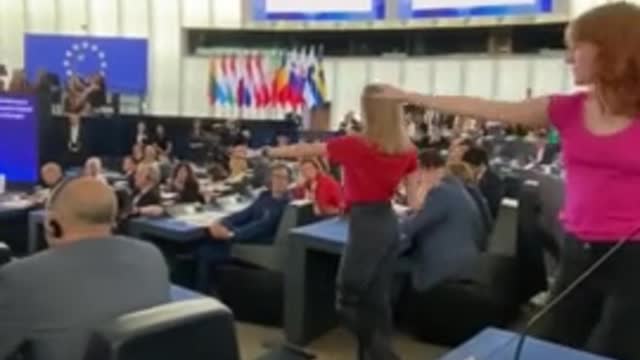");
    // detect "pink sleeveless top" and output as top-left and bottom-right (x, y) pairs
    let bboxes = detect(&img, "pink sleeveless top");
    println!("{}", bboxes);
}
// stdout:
(548, 93), (640, 241)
